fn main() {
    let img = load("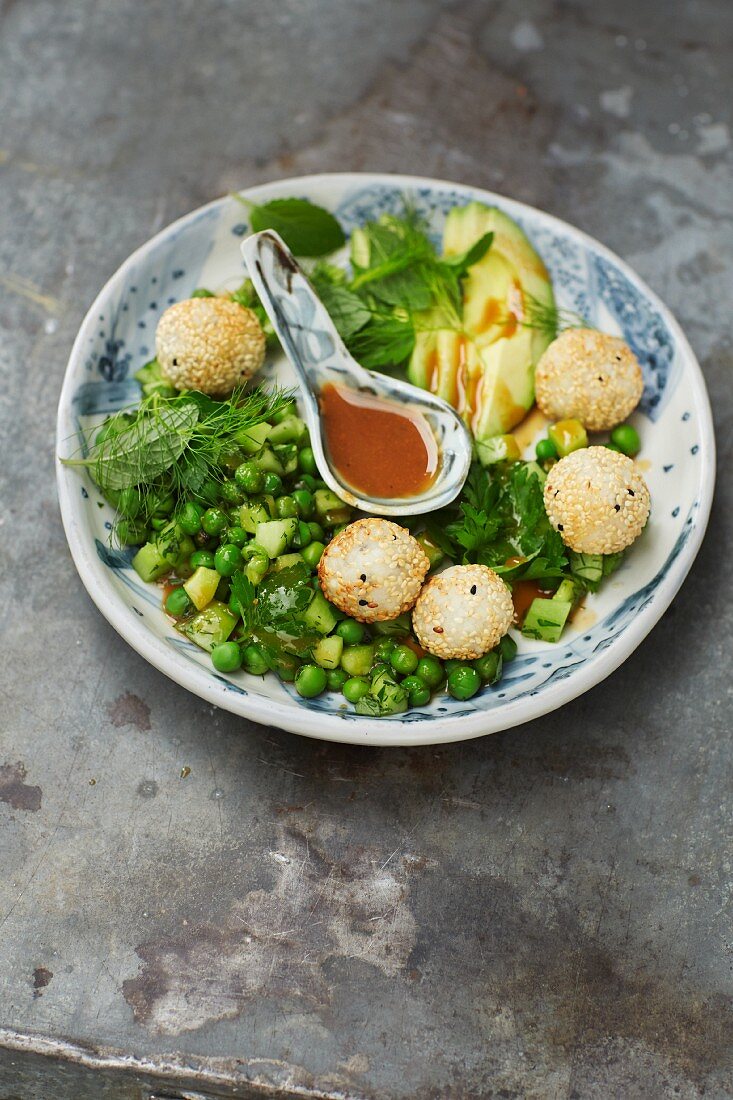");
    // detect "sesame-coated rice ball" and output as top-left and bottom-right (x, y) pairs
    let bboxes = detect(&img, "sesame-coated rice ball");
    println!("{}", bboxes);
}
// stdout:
(156, 297), (266, 397)
(412, 564), (514, 661)
(543, 446), (650, 554)
(535, 328), (644, 431)
(317, 518), (430, 623)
